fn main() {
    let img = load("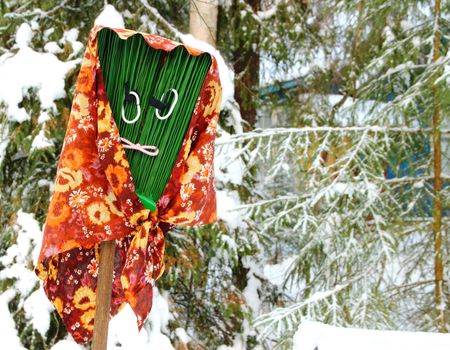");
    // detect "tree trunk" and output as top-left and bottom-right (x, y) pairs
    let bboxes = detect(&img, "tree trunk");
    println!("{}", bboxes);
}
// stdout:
(189, 0), (218, 46)
(431, 0), (447, 333)
(232, 0), (260, 130)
